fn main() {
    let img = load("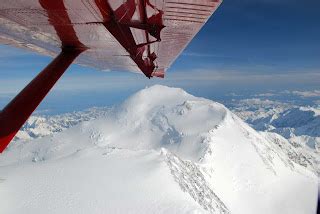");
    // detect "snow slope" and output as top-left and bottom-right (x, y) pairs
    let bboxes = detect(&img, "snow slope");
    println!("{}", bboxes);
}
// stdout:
(232, 99), (320, 148)
(0, 85), (318, 214)
(229, 98), (320, 177)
